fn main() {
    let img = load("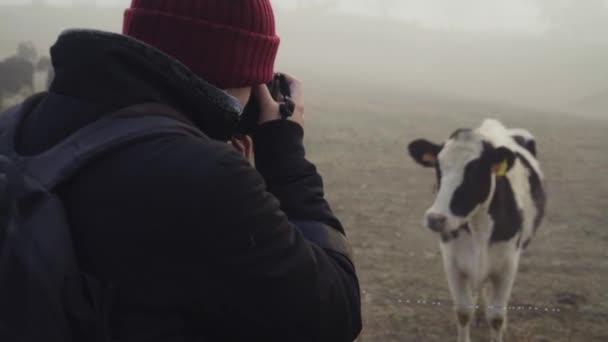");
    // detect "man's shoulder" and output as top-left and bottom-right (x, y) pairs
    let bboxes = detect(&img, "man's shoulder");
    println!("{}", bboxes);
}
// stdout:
(92, 129), (237, 185)
(62, 126), (249, 220)
(14, 93), (248, 199)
